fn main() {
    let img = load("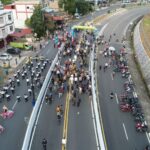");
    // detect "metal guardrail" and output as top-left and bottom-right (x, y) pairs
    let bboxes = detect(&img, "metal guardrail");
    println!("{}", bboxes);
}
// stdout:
(22, 44), (64, 150)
